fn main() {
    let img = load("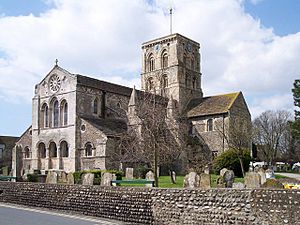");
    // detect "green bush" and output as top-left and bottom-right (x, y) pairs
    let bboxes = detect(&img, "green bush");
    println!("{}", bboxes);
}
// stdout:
(134, 165), (151, 179)
(27, 173), (38, 182)
(212, 149), (251, 177)
(262, 179), (284, 189)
